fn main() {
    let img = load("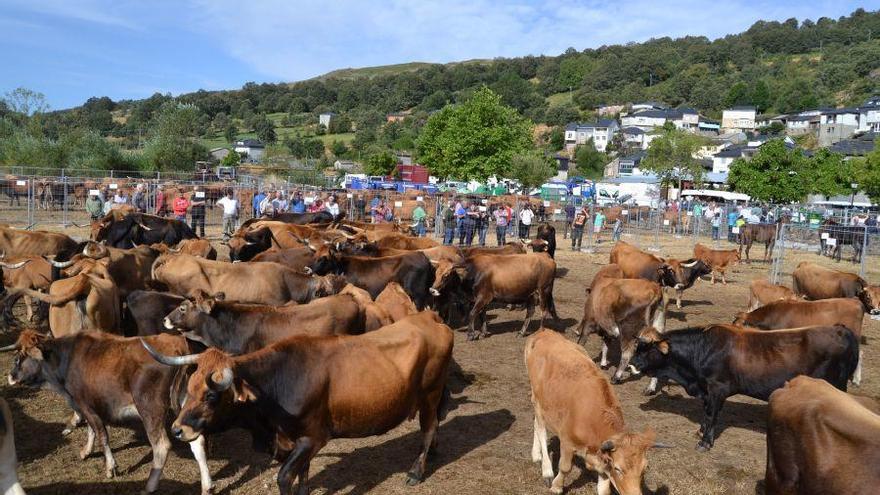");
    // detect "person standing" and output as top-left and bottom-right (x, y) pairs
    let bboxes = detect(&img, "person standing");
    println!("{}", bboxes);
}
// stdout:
(462, 203), (478, 246)
(571, 205), (588, 251)
(252, 189), (266, 218)
(172, 193), (189, 222)
(493, 201), (511, 246)
(441, 200), (456, 245)
(519, 203), (534, 239)
(537, 202), (546, 223)
(190, 186), (206, 237)
(290, 191), (306, 214)
(216, 190), (239, 240)
(593, 209), (606, 244)
(563, 202), (575, 239)
(454, 198), (466, 241)
(270, 190), (288, 215)
(325, 195), (340, 218)
(611, 216), (622, 242)
(476, 205), (489, 246)
(113, 188), (128, 205)
(132, 184), (147, 213)
(85, 192), (103, 222)
(711, 213), (721, 240)
(355, 194), (367, 221)
(412, 201), (427, 237)
(155, 185), (167, 217)
(727, 208), (739, 242)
